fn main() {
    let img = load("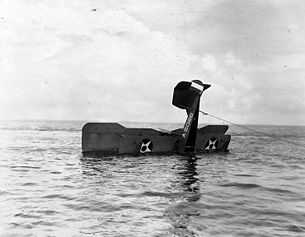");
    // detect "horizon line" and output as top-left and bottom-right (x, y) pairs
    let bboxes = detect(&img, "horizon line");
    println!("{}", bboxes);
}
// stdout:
(0, 118), (304, 127)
